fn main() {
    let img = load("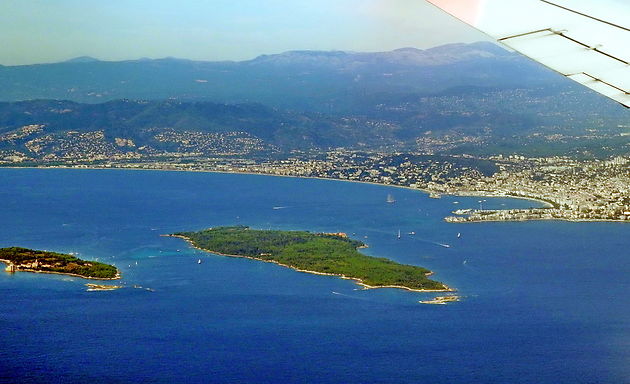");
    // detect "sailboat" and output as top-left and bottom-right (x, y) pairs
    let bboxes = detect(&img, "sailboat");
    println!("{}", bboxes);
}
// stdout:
(197, 259), (202, 264)
(397, 230), (401, 240)
(386, 194), (396, 204)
